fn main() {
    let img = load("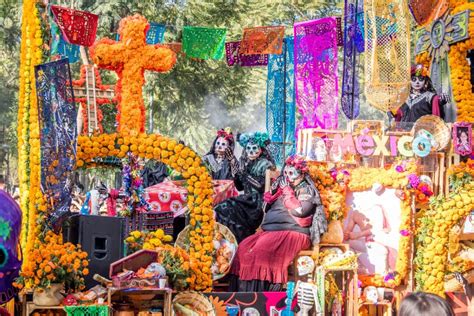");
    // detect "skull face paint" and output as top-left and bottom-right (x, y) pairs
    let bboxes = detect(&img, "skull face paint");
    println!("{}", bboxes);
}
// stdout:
(215, 137), (229, 156)
(0, 191), (22, 304)
(284, 165), (303, 185)
(245, 142), (262, 160)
